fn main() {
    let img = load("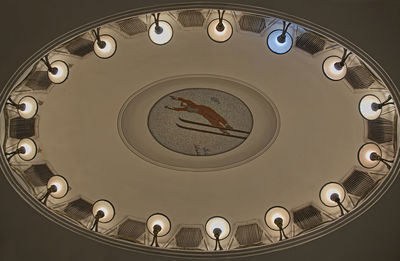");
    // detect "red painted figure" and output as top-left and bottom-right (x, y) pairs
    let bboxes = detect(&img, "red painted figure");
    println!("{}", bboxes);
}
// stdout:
(165, 96), (233, 134)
